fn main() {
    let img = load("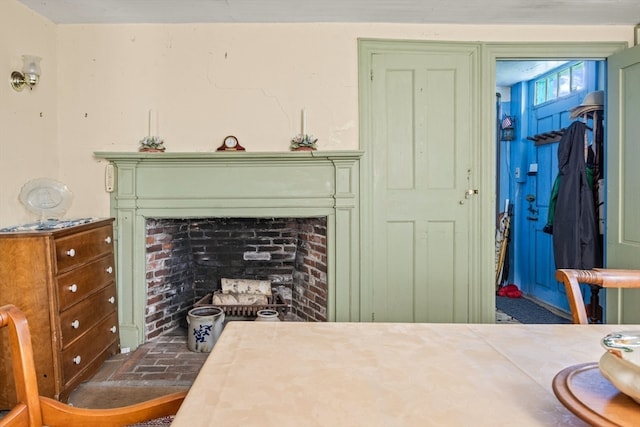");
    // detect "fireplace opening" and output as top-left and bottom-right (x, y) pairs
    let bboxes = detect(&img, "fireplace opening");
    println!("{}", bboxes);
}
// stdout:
(144, 217), (328, 340)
